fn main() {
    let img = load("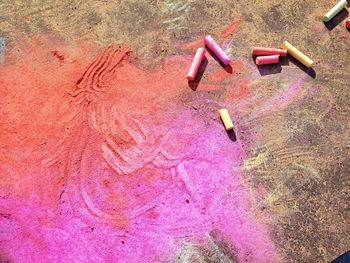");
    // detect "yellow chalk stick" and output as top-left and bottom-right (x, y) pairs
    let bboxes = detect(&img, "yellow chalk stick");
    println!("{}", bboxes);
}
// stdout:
(281, 41), (314, 68)
(218, 108), (234, 130)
